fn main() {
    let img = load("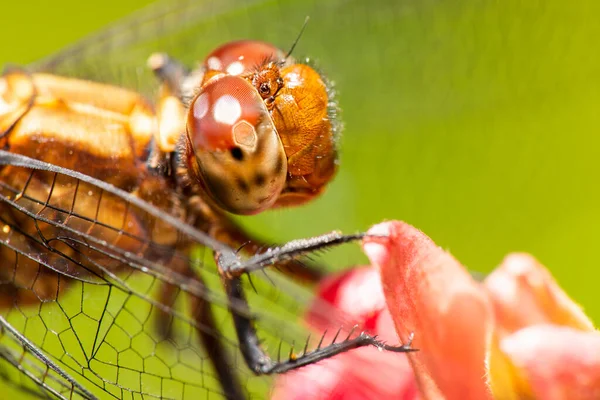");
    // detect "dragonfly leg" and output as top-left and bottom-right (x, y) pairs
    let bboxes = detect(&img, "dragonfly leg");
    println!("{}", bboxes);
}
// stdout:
(208, 220), (327, 284)
(223, 276), (416, 376)
(189, 195), (328, 283)
(217, 231), (368, 279)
